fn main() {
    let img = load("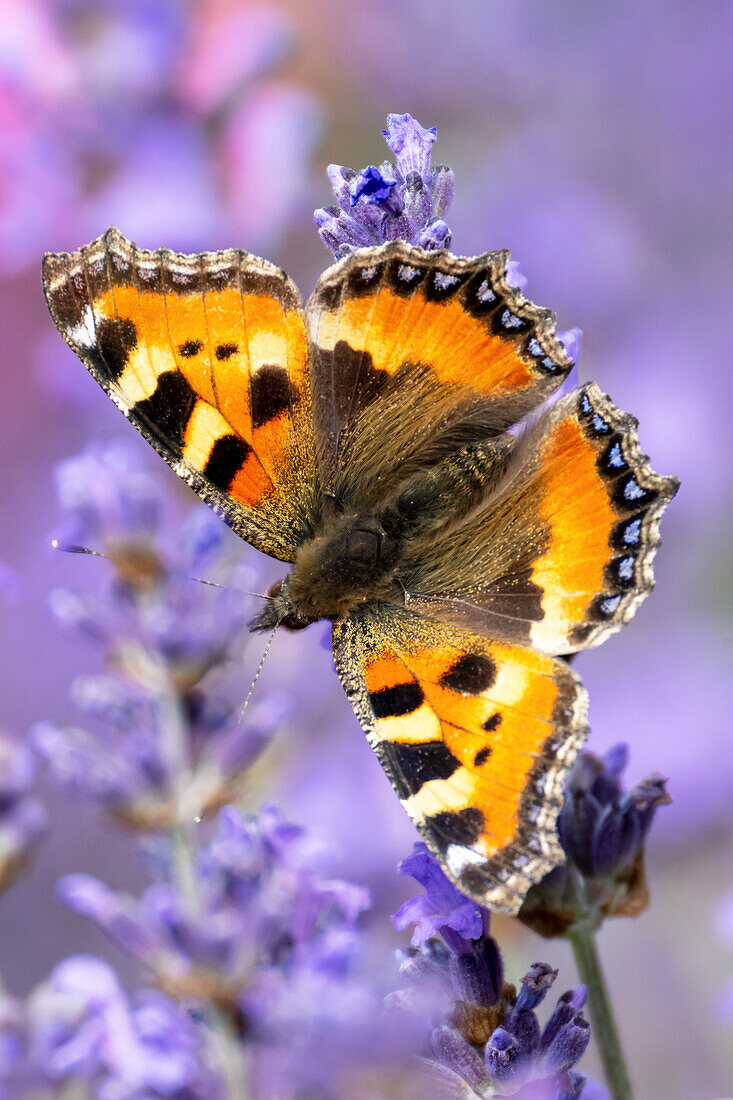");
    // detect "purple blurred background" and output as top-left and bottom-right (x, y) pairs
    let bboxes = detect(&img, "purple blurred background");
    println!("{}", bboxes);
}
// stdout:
(1, 2), (731, 1097)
